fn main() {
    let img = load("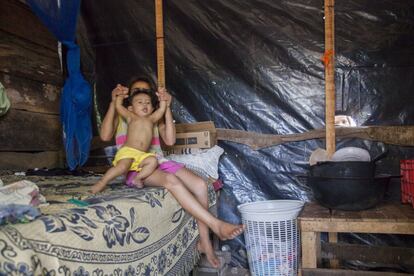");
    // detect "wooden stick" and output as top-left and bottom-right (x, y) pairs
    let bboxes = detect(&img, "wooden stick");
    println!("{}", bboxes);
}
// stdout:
(91, 125), (414, 151)
(324, 0), (335, 157)
(155, 0), (165, 88)
(216, 126), (414, 150)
